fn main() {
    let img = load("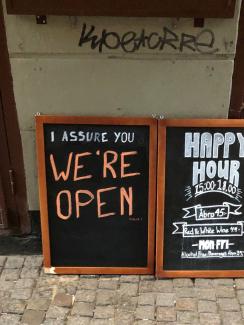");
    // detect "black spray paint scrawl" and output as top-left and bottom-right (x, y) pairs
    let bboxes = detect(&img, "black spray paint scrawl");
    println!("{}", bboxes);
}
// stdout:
(78, 24), (219, 54)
